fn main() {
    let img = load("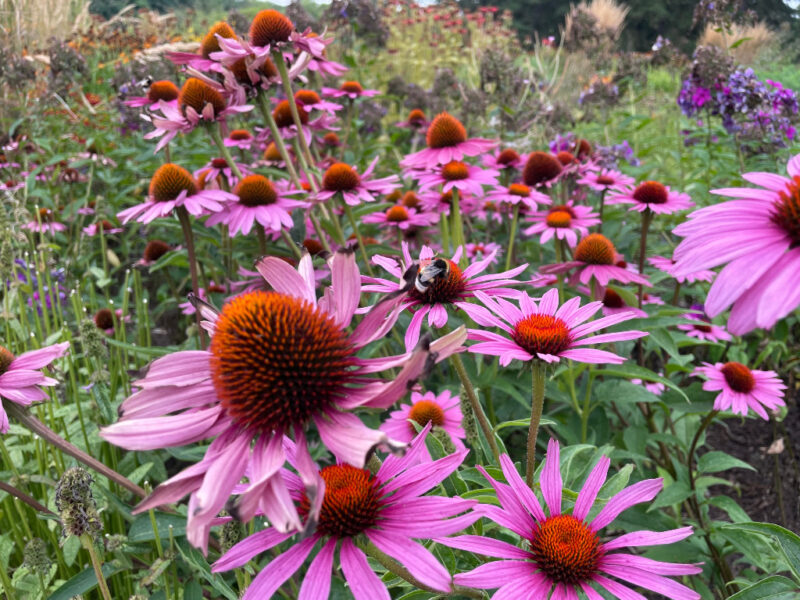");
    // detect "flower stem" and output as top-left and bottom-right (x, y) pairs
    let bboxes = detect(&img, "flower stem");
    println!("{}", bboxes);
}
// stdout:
(341, 199), (375, 276)
(5, 402), (146, 498)
(597, 189), (606, 232)
(256, 92), (302, 189)
(637, 209), (653, 309)
(210, 123), (243, 180)
(449, 352), (500, 463)
(81, 534), (112, 600)
(363, 542), (483, 599)
(526, 361), (547, 487)
(272, 49), (316, 171)
(450, 188), (467, 269)
(308, 210), (332, 253)
(504, 203), (521, 272)
(176, 206), (206, 347)
(279, 228), (302, 260)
